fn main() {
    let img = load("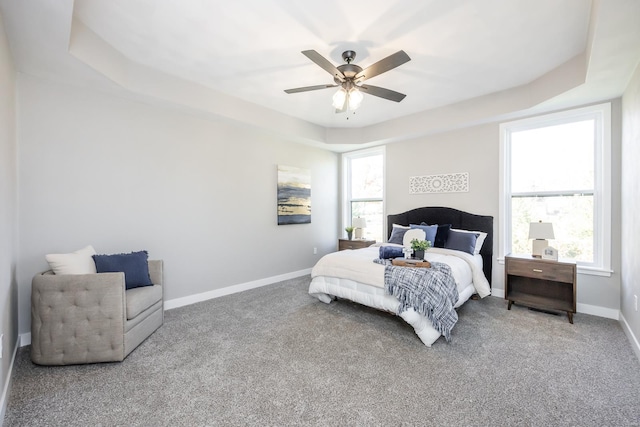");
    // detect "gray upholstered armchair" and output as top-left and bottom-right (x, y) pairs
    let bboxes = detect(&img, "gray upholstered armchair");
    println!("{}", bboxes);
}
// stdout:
(31, 260), (164, 365)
